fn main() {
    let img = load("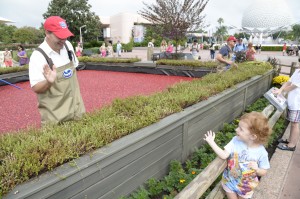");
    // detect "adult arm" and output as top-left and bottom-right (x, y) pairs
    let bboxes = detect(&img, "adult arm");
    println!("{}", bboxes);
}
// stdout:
(32, 65), (57, 93)
(272, 81), (293, 95)
(216, 53), (233, 65)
